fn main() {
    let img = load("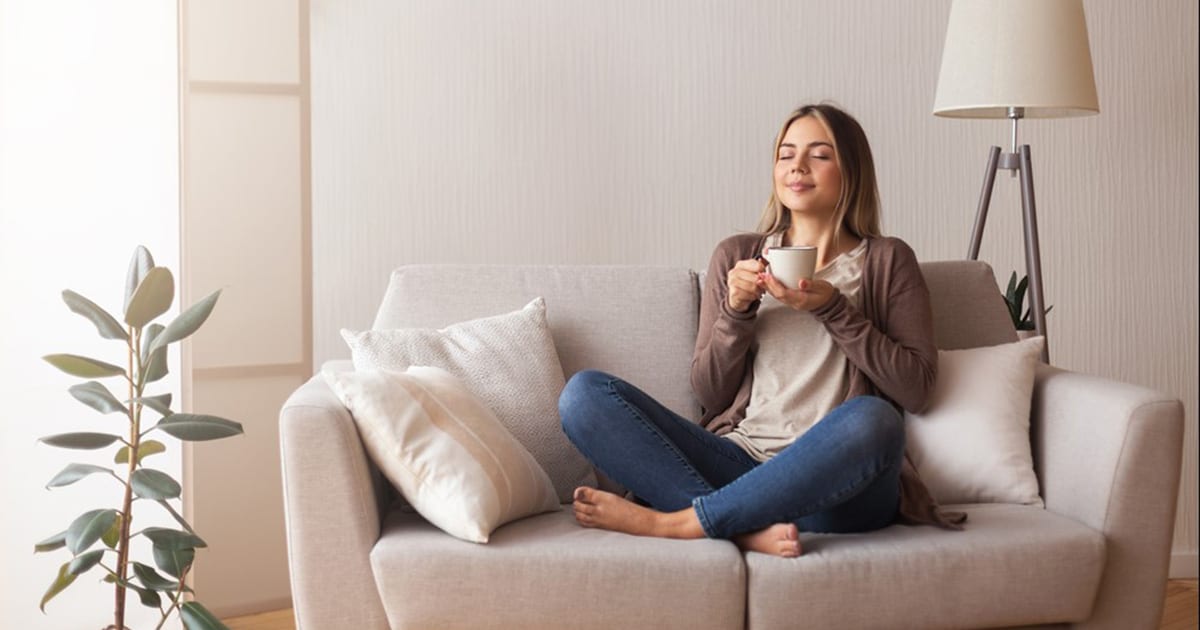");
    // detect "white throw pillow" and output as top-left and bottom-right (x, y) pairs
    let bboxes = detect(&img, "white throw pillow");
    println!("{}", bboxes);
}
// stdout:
(904, 336), (1045, 506)
(341, 297), (593, 502)
(325, 366), (560, 543)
